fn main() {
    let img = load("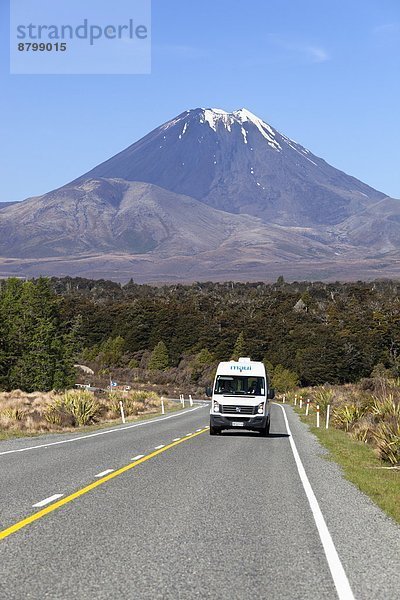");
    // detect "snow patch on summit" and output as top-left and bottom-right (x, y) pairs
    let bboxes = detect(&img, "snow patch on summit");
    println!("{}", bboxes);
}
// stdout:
(203, 109), (233, 132)
(200, 108), (281, 151)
